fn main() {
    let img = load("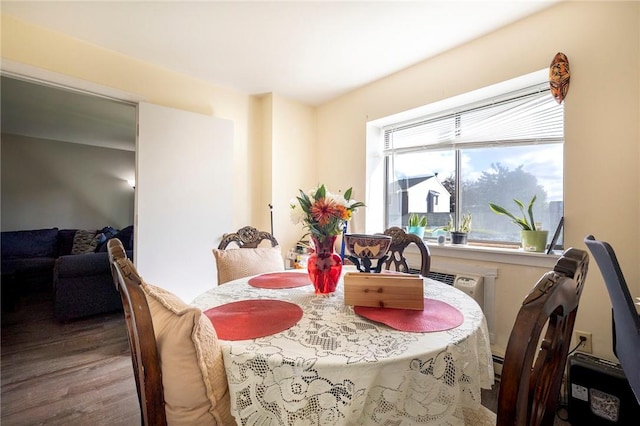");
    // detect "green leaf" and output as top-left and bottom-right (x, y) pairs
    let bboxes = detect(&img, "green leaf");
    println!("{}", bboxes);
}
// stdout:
(344, 187), (353, 200)
(527, 195), (537, 231)
(488, 202), (533, 231)
(315, 184), (326, 200)
(489, 195), (536, 231)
